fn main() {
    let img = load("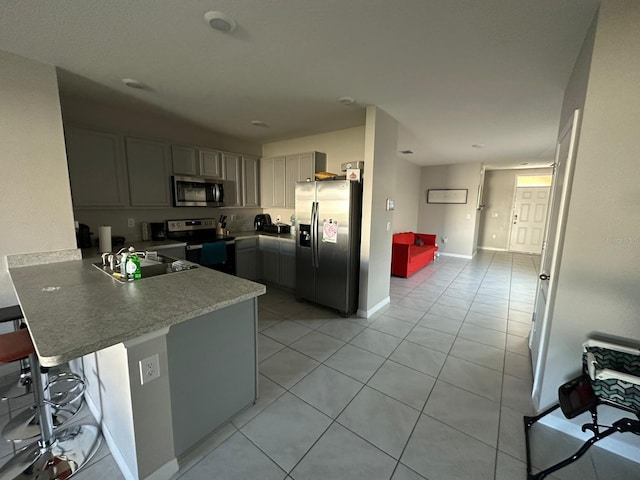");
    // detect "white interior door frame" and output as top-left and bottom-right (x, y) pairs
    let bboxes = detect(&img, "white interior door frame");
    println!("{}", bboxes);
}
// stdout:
(530, 109), (581, 410)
